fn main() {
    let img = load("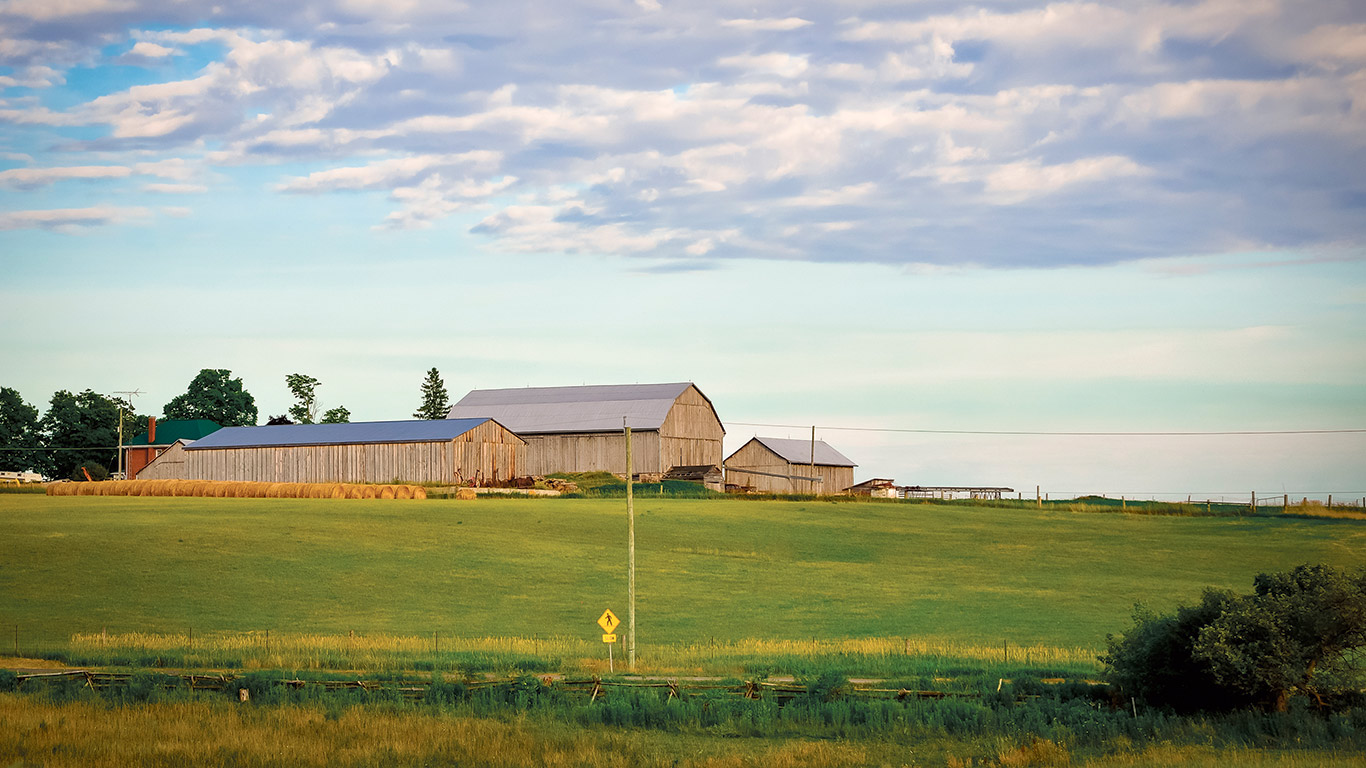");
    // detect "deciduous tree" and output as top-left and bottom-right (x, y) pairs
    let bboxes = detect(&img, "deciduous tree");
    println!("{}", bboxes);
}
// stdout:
(39, 389), (137, 480)
(321, 406), (351, 424)
(162, 369), (258, 426)
(1104, 564), (1366, 713)
(285, 373), (321, 424)
(0, 386), (43, 474)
